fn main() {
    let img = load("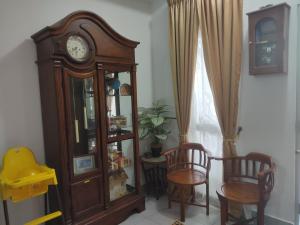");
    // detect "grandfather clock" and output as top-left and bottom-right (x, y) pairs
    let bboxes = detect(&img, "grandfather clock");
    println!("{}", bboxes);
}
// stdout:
(32, 11), (145, 225)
